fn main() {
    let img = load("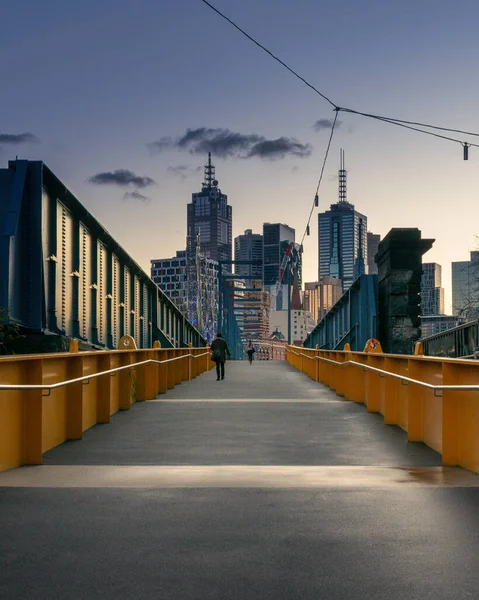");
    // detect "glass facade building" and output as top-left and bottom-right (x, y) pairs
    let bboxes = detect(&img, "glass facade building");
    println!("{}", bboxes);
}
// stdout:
(452, 251), (479, 319)
(263, 223), (296, 286)
(303, 278), (343, 322)
(318, 201), (367, 292)
(421, 263), (445, 316)
(234, 229), (263, 278)
(263, 223), (296, 310)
